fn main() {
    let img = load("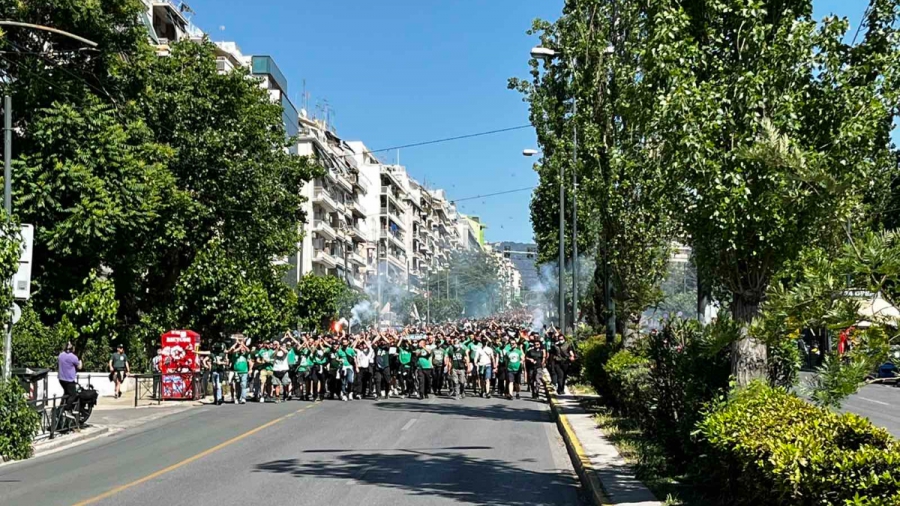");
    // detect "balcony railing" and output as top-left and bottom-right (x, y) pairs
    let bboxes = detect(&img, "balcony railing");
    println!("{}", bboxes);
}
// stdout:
(313, 220), (336, 239)
(313, 188), (338, 211)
